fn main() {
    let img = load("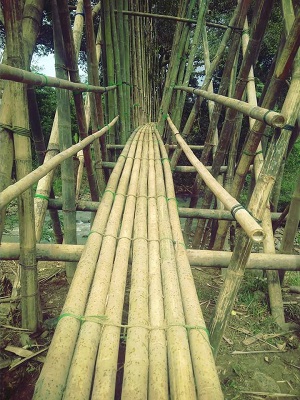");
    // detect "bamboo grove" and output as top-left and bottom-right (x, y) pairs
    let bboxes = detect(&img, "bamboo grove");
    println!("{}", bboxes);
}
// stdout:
(0, 0), (299, 399)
